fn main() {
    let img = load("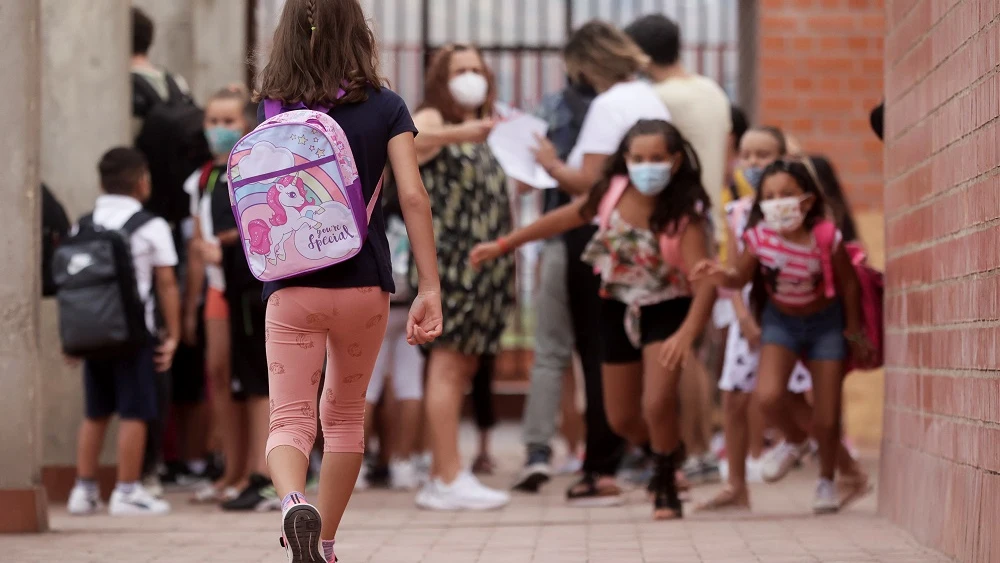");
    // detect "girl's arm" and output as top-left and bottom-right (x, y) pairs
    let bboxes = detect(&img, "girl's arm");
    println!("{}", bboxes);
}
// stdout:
(412, 108), (493, 166)
(388, 133), (440, 295)
(543, 153), (607, 196)
(831, 243), (863, 336)
(659, 219), (717, 369)
(470, 199), (589, 267)
(725, 224), (760, 345)
(182, 222), (206, 346)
